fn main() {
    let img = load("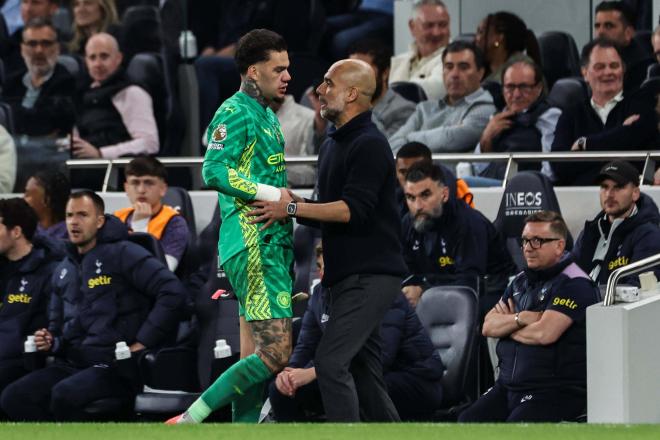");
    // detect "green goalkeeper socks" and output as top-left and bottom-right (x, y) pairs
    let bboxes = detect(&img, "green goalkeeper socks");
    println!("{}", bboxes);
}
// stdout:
(232, 381), (265, 423)
(187, 353), (272, 423)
